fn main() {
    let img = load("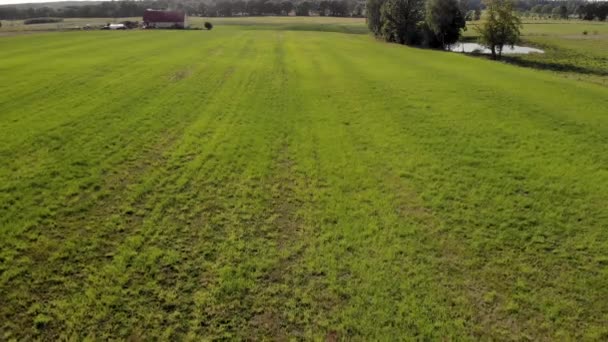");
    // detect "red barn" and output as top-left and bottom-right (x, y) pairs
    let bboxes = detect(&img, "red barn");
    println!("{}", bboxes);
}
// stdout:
(143, 10), (186, 29)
